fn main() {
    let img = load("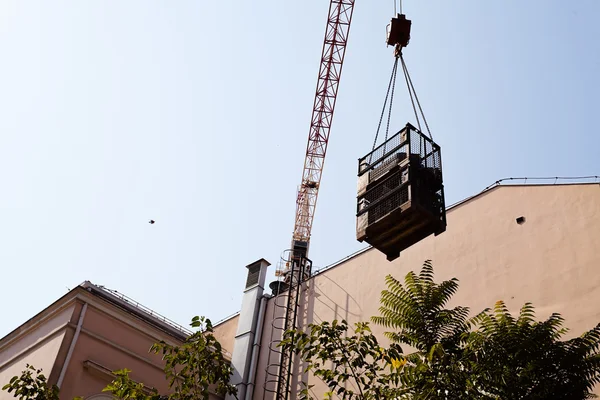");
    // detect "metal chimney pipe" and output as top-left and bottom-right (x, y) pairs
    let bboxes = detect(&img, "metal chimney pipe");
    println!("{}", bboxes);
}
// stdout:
(226, 258), (270, 400)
